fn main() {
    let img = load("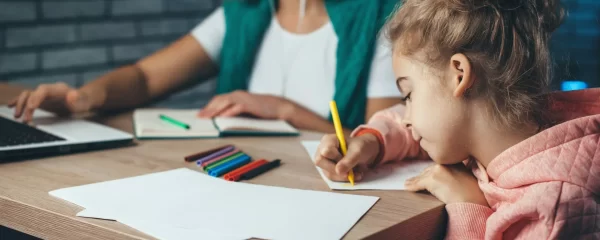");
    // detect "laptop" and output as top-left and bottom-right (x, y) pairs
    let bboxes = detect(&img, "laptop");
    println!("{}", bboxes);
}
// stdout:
(0, 106), (133, 161)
